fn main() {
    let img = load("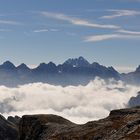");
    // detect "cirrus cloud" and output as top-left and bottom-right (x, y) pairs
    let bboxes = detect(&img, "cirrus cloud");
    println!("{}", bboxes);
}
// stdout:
(40, 11), (120, 29)
(33, 29), (49, 33)
(84, 33), (140, 42)
(0, 20), (21, 25)
(117, 29), (140, 35)
(100, 9), (140, 19)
